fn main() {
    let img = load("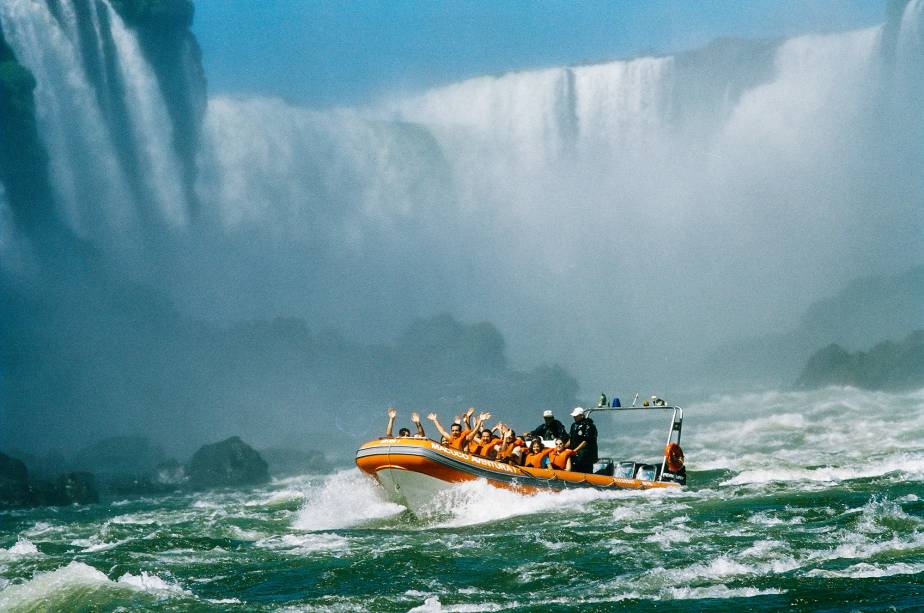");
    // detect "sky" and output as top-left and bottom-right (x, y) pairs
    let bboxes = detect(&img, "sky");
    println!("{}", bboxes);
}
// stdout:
(193, 0), (887, 108)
